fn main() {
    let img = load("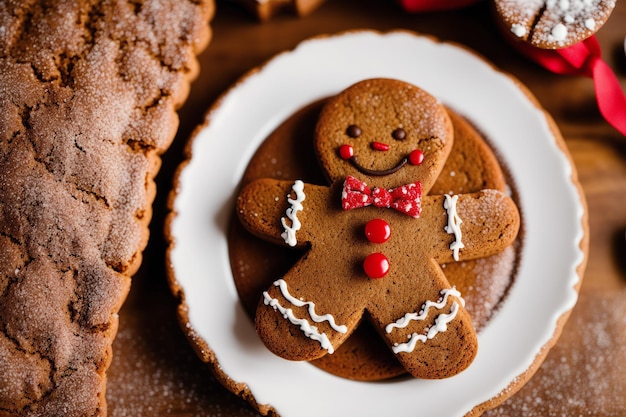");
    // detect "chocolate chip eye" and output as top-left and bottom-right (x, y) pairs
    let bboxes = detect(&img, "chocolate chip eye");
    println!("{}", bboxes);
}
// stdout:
(346, 124), (362, 138)
(392, 128), (406, 141)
